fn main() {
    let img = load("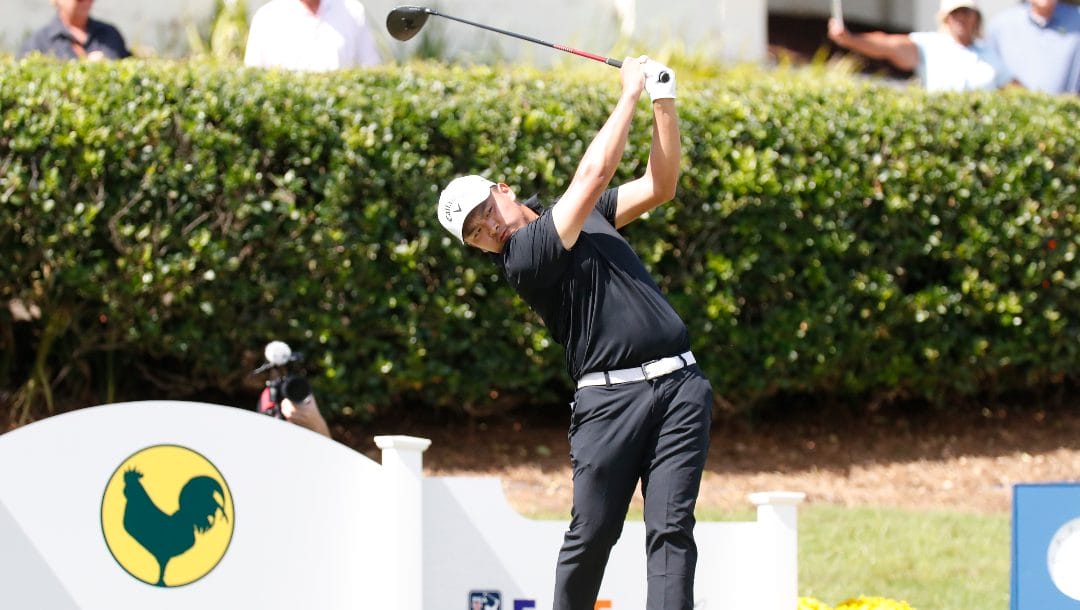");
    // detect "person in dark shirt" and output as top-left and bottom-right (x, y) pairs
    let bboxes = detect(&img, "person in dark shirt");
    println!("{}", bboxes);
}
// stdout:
(18, 0), (130, 61)
(436, 57), (713, 610)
